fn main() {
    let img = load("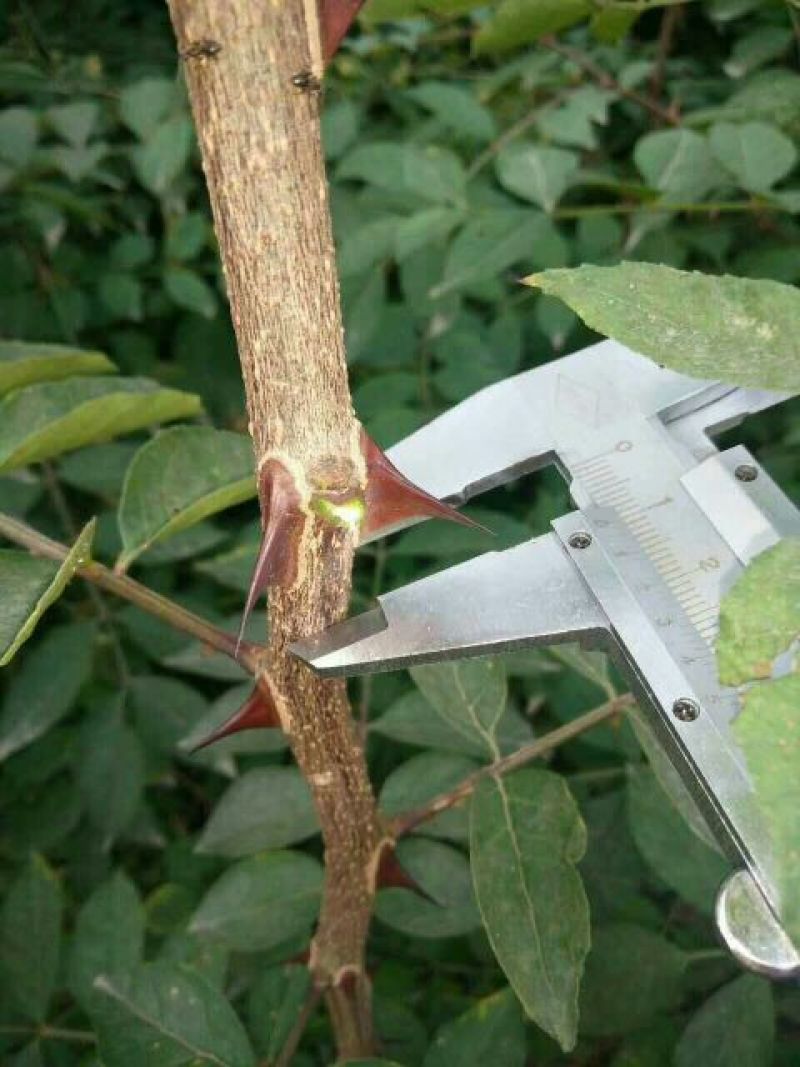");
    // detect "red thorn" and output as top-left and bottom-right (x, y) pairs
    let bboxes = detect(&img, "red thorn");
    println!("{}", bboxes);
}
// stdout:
(361, 429), (489, 540)
(190, 684), (282, 752)
(237, 459), (305, 654)
(376, 845), (439, 906)
(320, 0), (366, 63)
